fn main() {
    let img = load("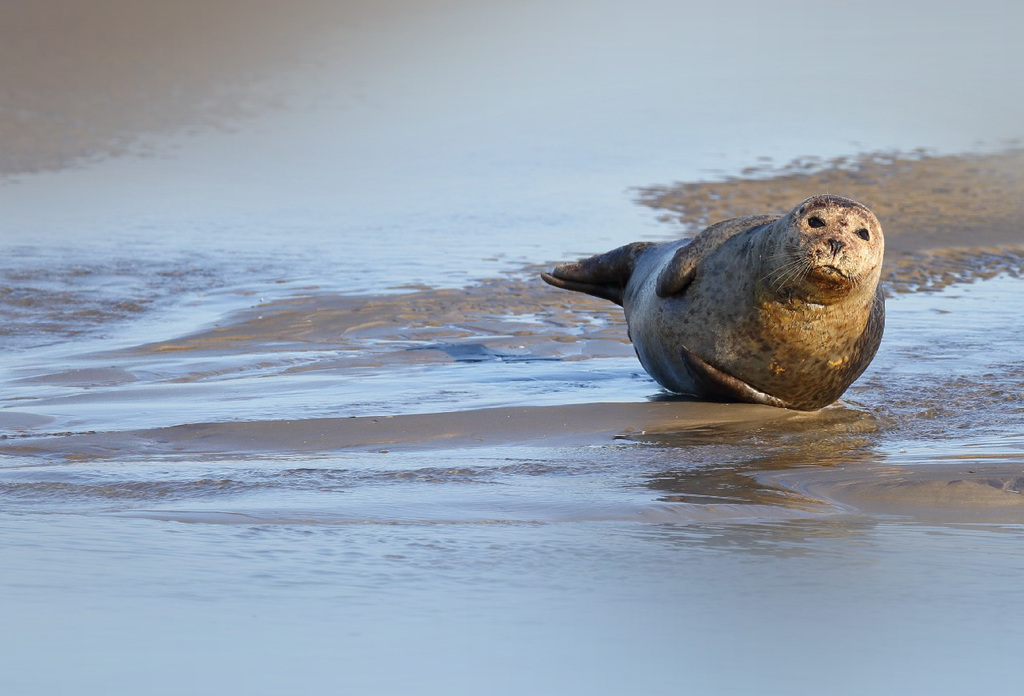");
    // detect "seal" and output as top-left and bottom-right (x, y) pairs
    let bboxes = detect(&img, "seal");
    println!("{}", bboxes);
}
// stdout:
(541, 195), (885, 410)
